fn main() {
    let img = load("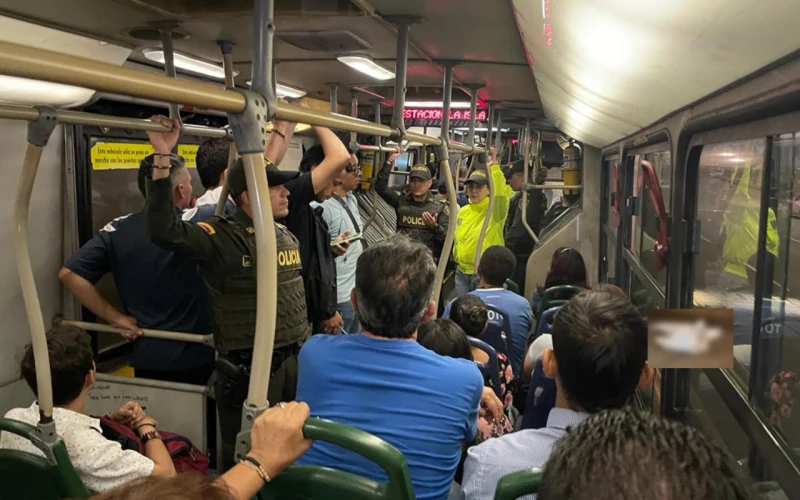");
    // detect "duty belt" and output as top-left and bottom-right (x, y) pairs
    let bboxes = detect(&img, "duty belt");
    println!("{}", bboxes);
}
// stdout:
(215, 342), (301, 381)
